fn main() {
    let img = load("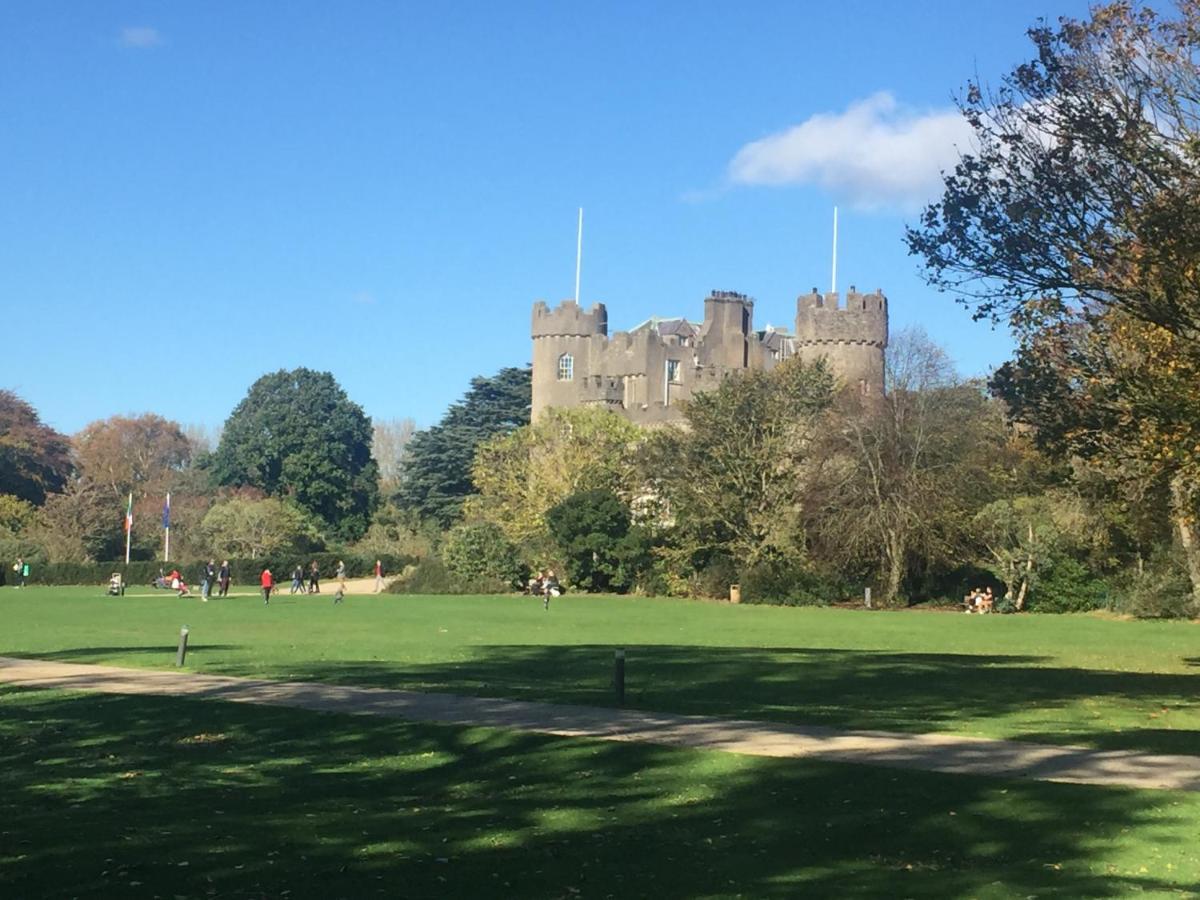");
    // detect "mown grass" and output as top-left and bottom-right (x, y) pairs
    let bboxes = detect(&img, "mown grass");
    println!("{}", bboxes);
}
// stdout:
(2, 587), (1198, 754)
(3, 687), (1199, 899)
